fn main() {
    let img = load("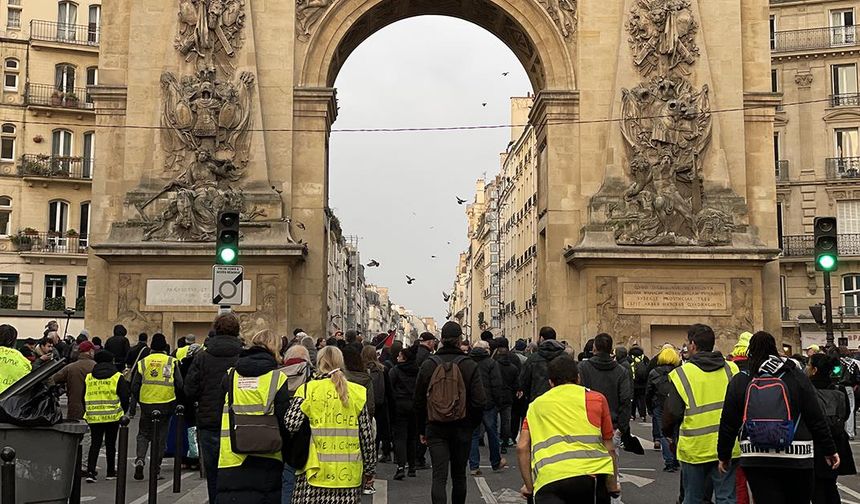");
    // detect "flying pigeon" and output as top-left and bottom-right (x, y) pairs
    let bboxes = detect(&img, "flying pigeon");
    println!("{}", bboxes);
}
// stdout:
(456, 196), (467, 205)
(481, 103), (487, 107)
(442, 292), (451, 302)
(406, 275), (416, 285)
(502, 72), (509, 76)
(367, 260), (380, 267)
